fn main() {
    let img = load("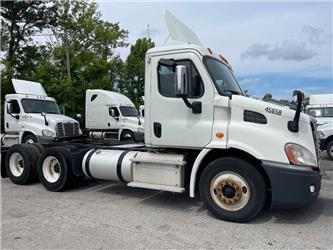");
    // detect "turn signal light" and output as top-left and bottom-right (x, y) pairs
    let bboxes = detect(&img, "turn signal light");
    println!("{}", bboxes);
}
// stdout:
(216, 133), (224, 139)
